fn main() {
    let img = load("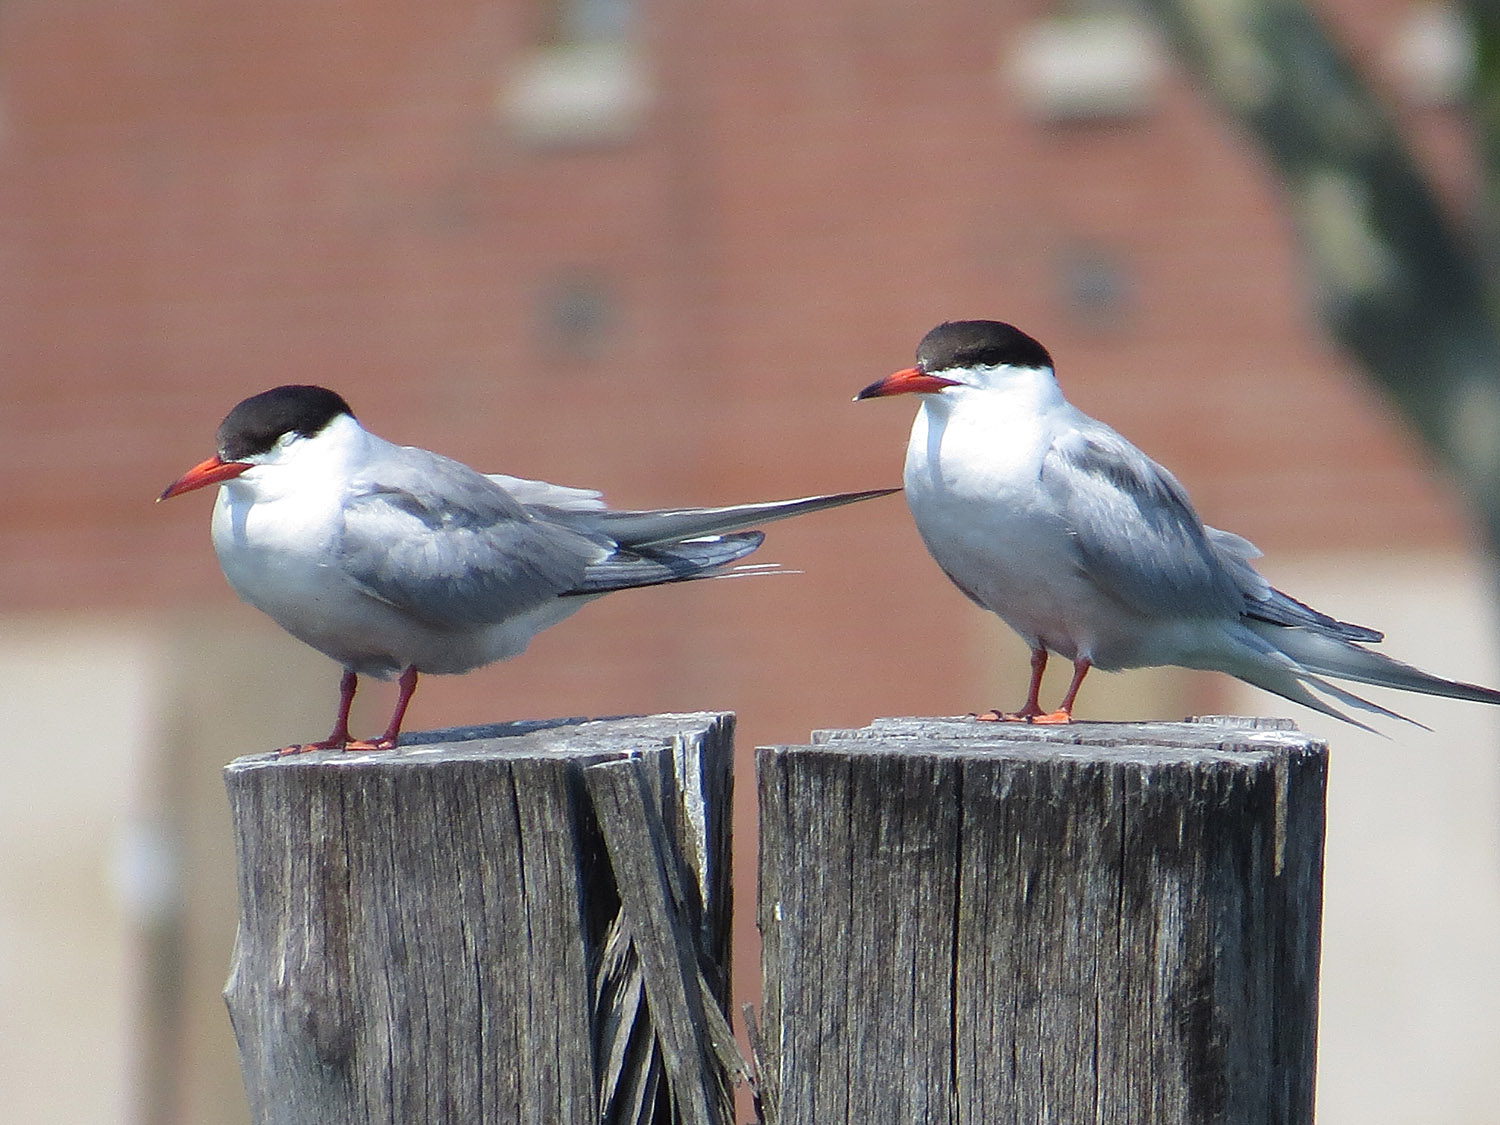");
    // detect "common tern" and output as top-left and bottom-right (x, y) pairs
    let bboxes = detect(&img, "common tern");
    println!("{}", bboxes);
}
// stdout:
(857, 319), (1500, 728)
(160, 384), (895, 752)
